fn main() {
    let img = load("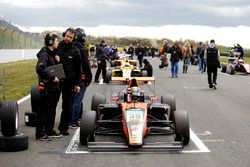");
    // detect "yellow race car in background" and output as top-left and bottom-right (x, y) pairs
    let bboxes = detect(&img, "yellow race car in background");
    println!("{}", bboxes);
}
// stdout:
(105, 60), (148, 83)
